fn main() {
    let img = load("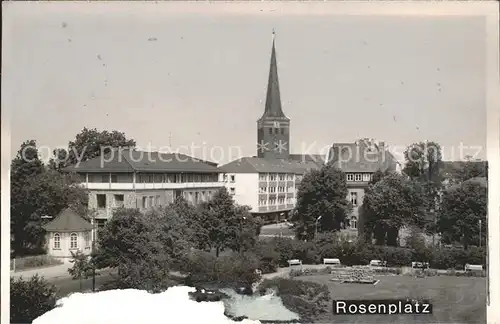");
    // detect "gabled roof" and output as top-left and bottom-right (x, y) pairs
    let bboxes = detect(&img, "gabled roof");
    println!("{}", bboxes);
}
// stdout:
(259, 32), (289, 121)
(289, 154), (326, 165)
(327, 141), (399, 173)
(219, 156), (322, 174)
(63, 149), (220, 173)
(43, 208), (93, 233)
